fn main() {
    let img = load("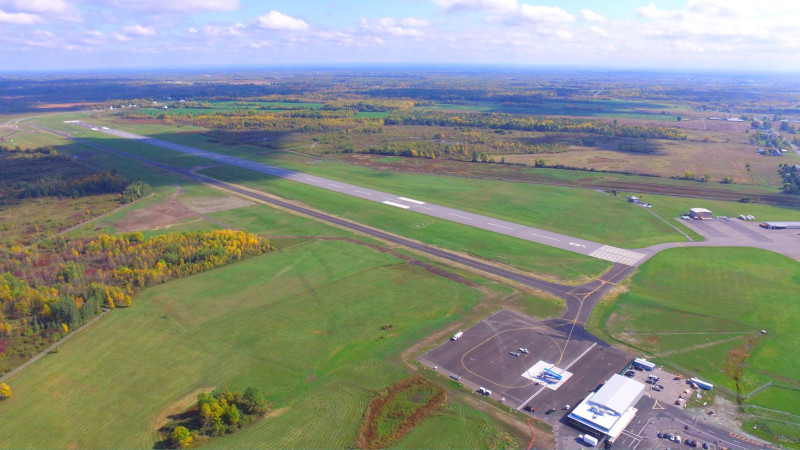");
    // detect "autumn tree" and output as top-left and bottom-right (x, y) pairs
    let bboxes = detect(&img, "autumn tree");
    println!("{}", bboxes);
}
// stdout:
(0, 382), (11, 399)
(171, 426), (192, 447)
